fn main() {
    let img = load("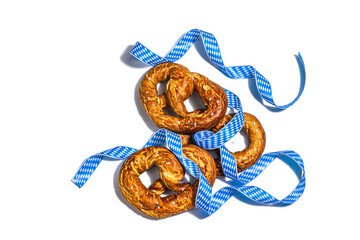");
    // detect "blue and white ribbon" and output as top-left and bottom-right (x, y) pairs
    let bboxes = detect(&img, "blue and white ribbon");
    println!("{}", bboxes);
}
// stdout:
(72, 29), (307, 216)
(72, 87), (244, 188)
(130, 28), (306, 110)
(72, 129), (213, 212)
(72, 87), (305, 217)
(194, 88), (244, 150)
(72, 128), (305, 216)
